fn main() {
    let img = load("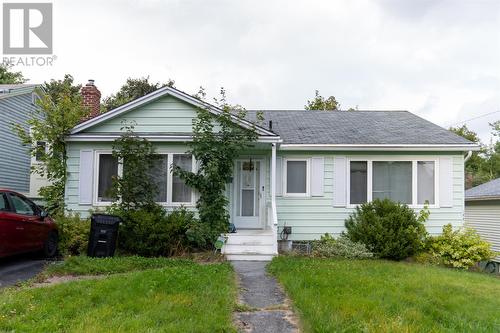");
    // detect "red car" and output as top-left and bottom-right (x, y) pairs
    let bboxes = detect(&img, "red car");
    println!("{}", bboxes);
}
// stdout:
(0, 189), (58, 258)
